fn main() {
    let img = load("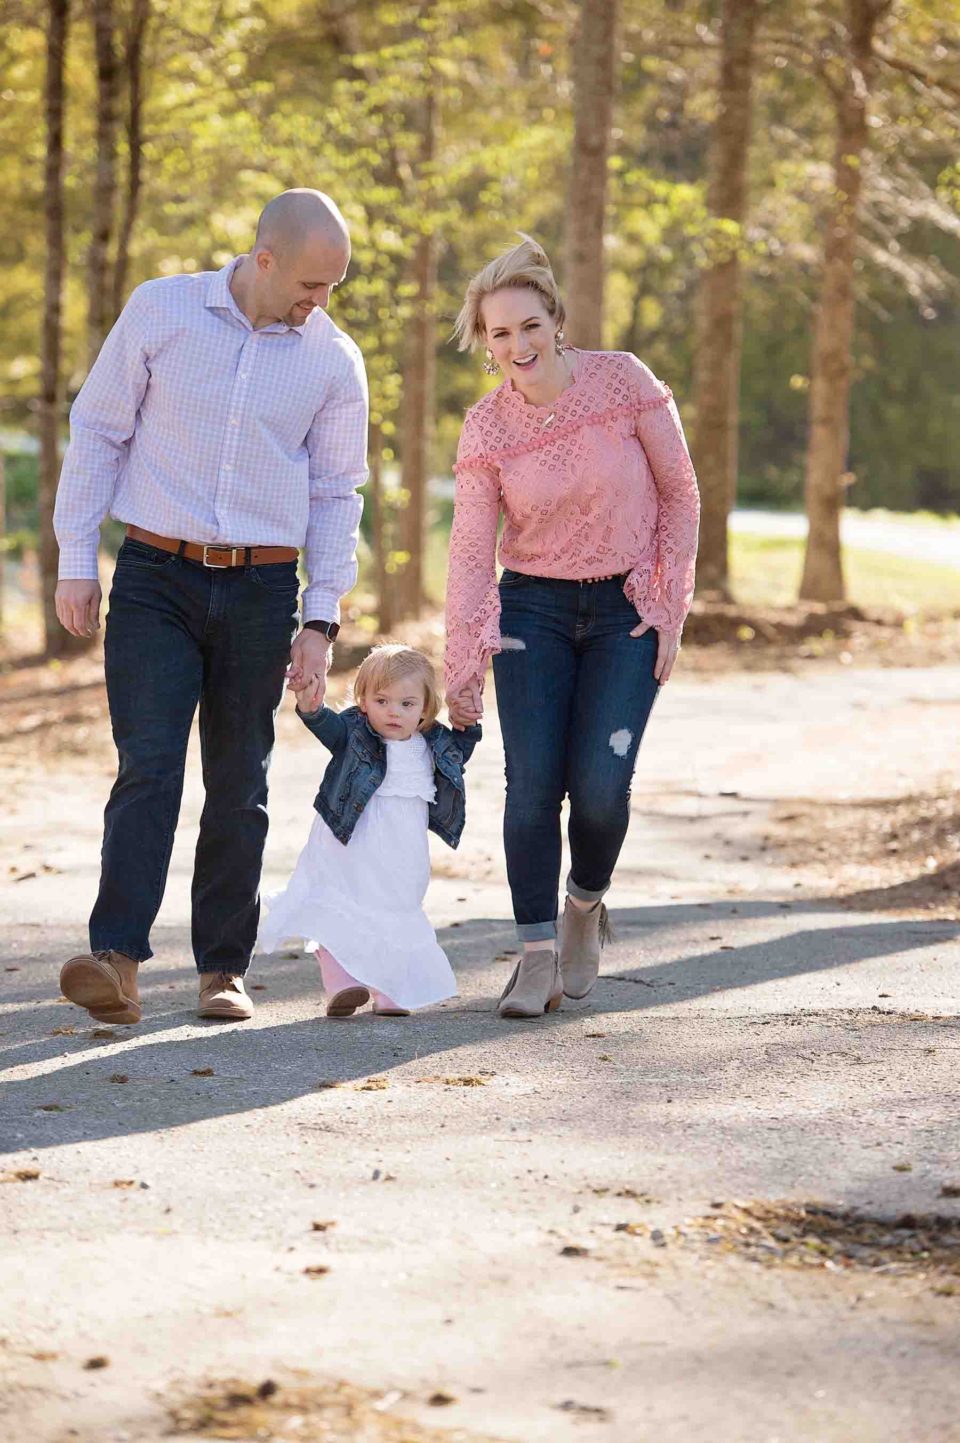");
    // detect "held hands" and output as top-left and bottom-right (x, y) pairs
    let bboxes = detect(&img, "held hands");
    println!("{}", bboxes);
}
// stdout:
(55, 580), (102, 639)
(447, 679), (483, 731)
(631, 622), (681, 685)
(287, 628), (332, 714)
